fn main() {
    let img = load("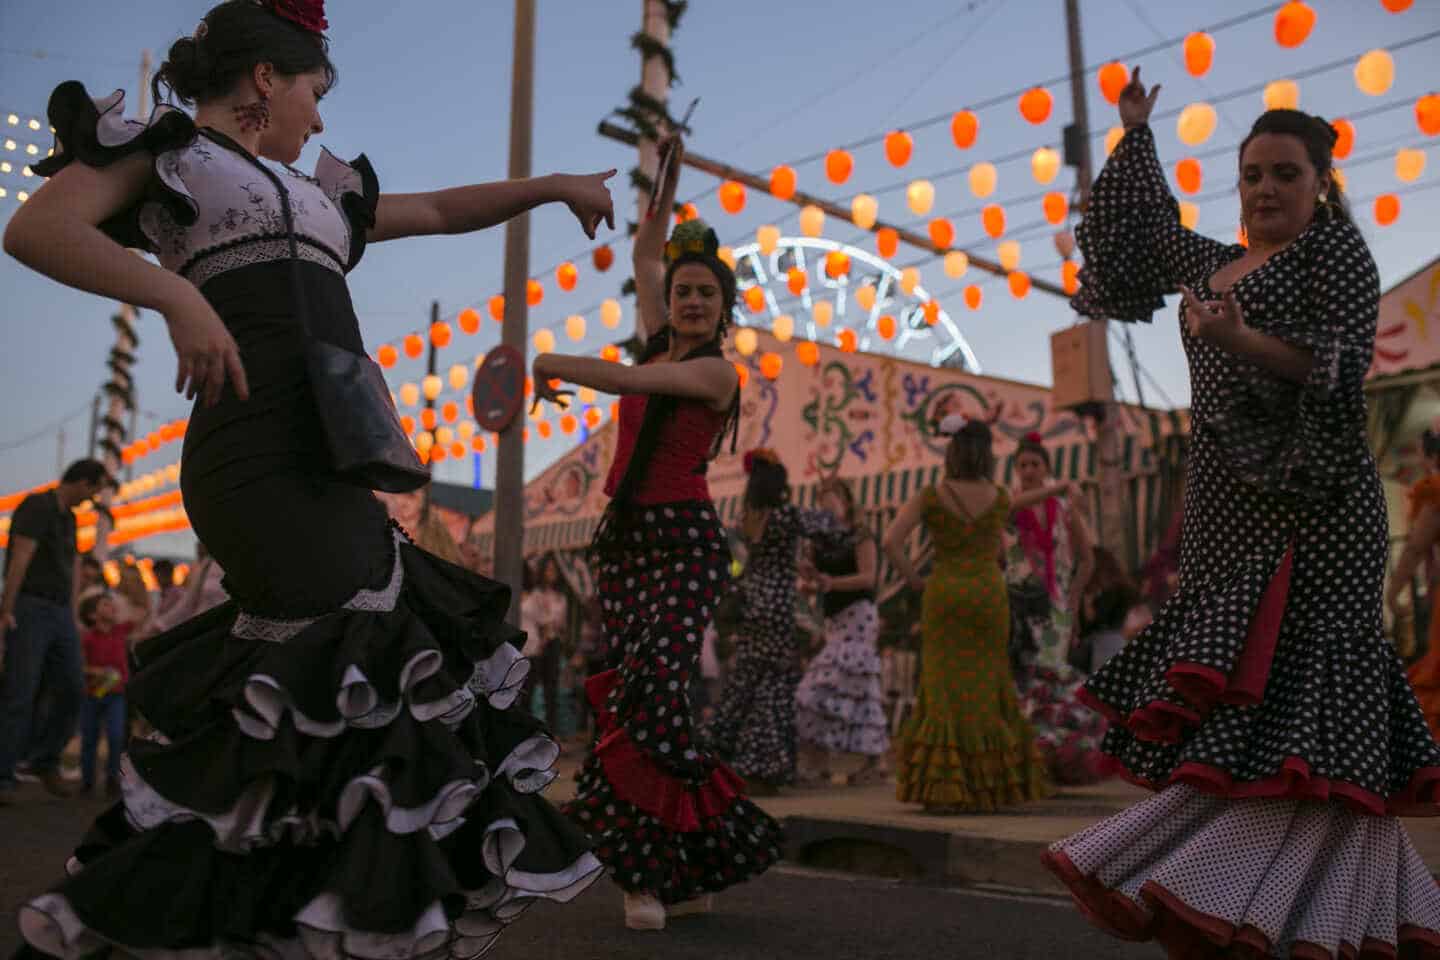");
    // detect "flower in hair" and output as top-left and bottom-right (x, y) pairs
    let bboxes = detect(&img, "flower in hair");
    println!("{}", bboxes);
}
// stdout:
(1023, 431), (1044, 445)
(743, 447), (780, 473)
(665, 219), (720, 264)
(264, 0), (328, 34)
(937, 414), (968, 436)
